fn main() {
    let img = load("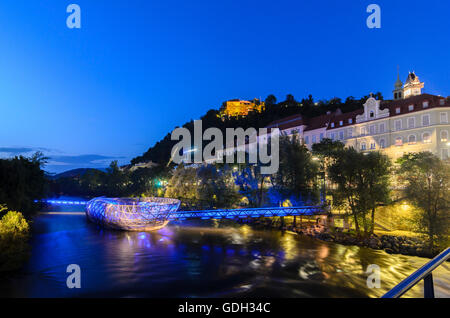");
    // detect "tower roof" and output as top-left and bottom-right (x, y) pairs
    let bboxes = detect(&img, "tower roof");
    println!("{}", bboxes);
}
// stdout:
(394, 74), (403, 89)
(405, 71), (420, 85)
